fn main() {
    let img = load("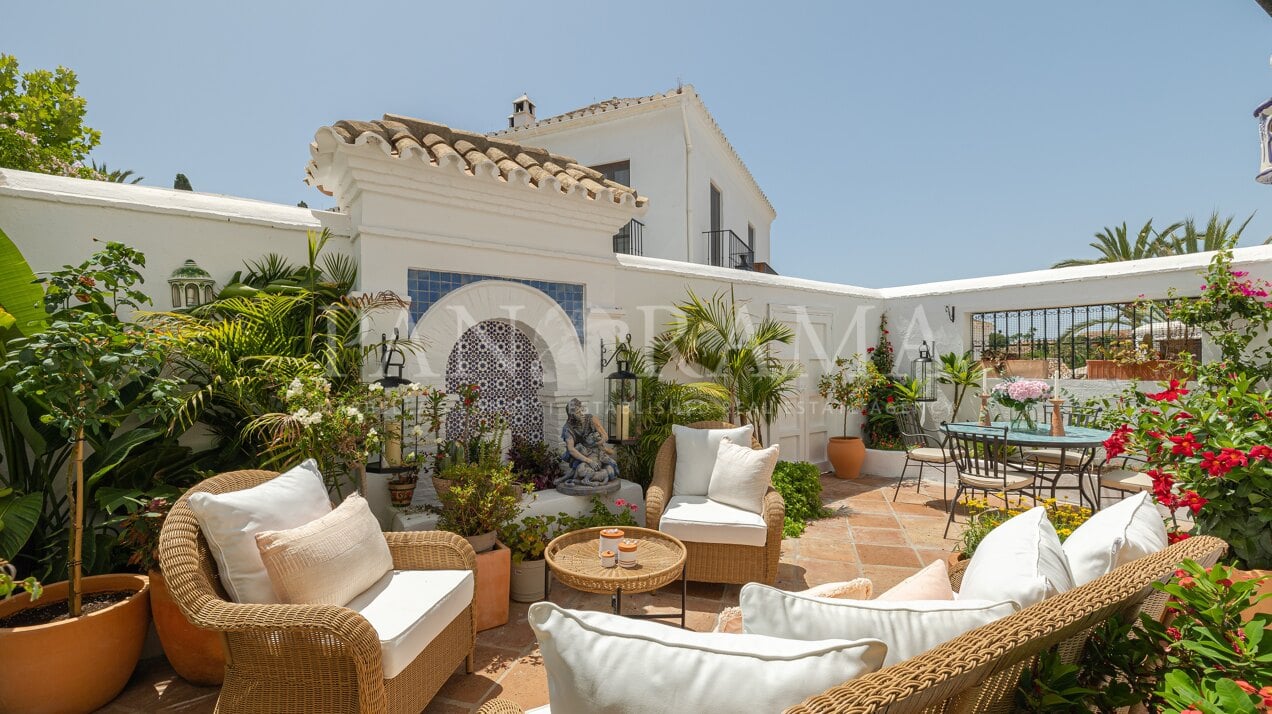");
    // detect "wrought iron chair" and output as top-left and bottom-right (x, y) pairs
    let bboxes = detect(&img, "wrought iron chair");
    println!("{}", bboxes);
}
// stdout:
(942, 424), (1037, 538)
(891, 405), (954, 503)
